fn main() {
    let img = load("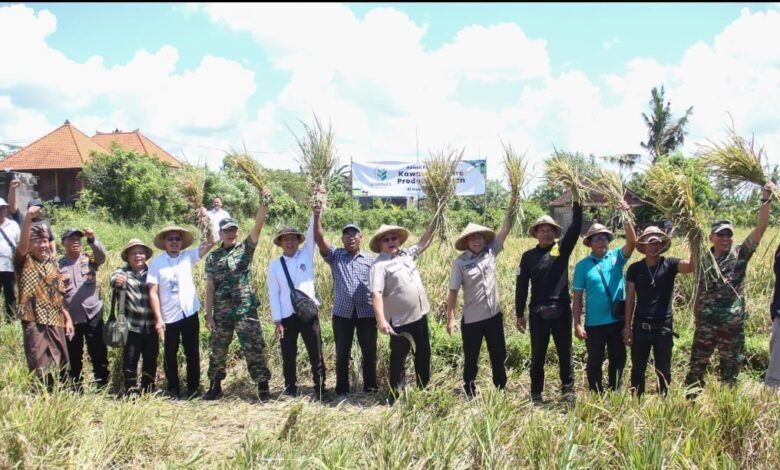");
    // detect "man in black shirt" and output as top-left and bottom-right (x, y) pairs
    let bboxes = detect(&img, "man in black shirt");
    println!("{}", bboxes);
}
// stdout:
(624, 226), (693, 396)
(516, 203), (582, 403)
